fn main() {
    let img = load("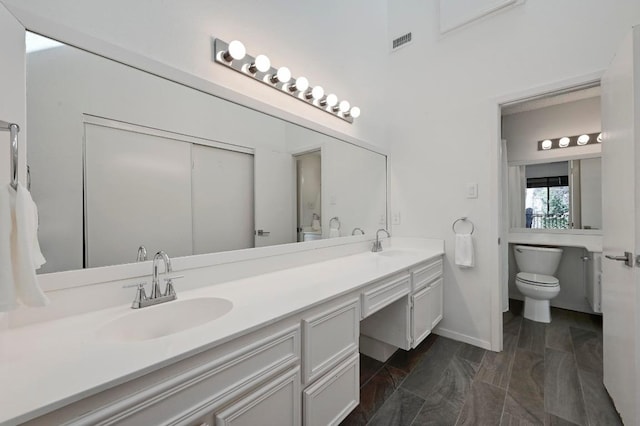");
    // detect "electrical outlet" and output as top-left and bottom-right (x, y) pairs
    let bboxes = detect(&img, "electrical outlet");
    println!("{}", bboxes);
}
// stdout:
(392, 212), (401, 225)
(466, 183), (478, 199)
(379, 214), (386, 225)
